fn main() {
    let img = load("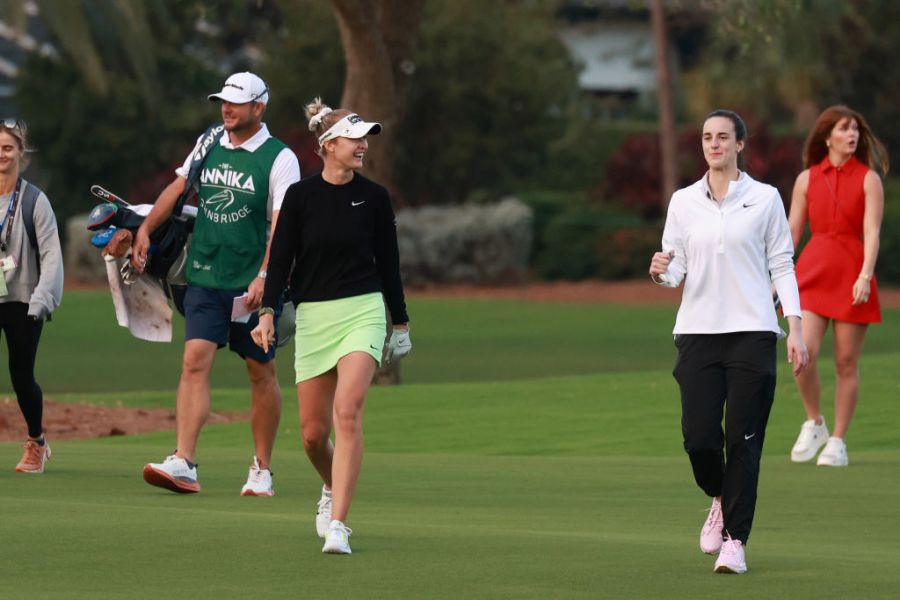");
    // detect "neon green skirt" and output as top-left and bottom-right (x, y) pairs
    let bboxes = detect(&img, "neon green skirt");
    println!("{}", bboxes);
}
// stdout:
(294, 292), (387, 383)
